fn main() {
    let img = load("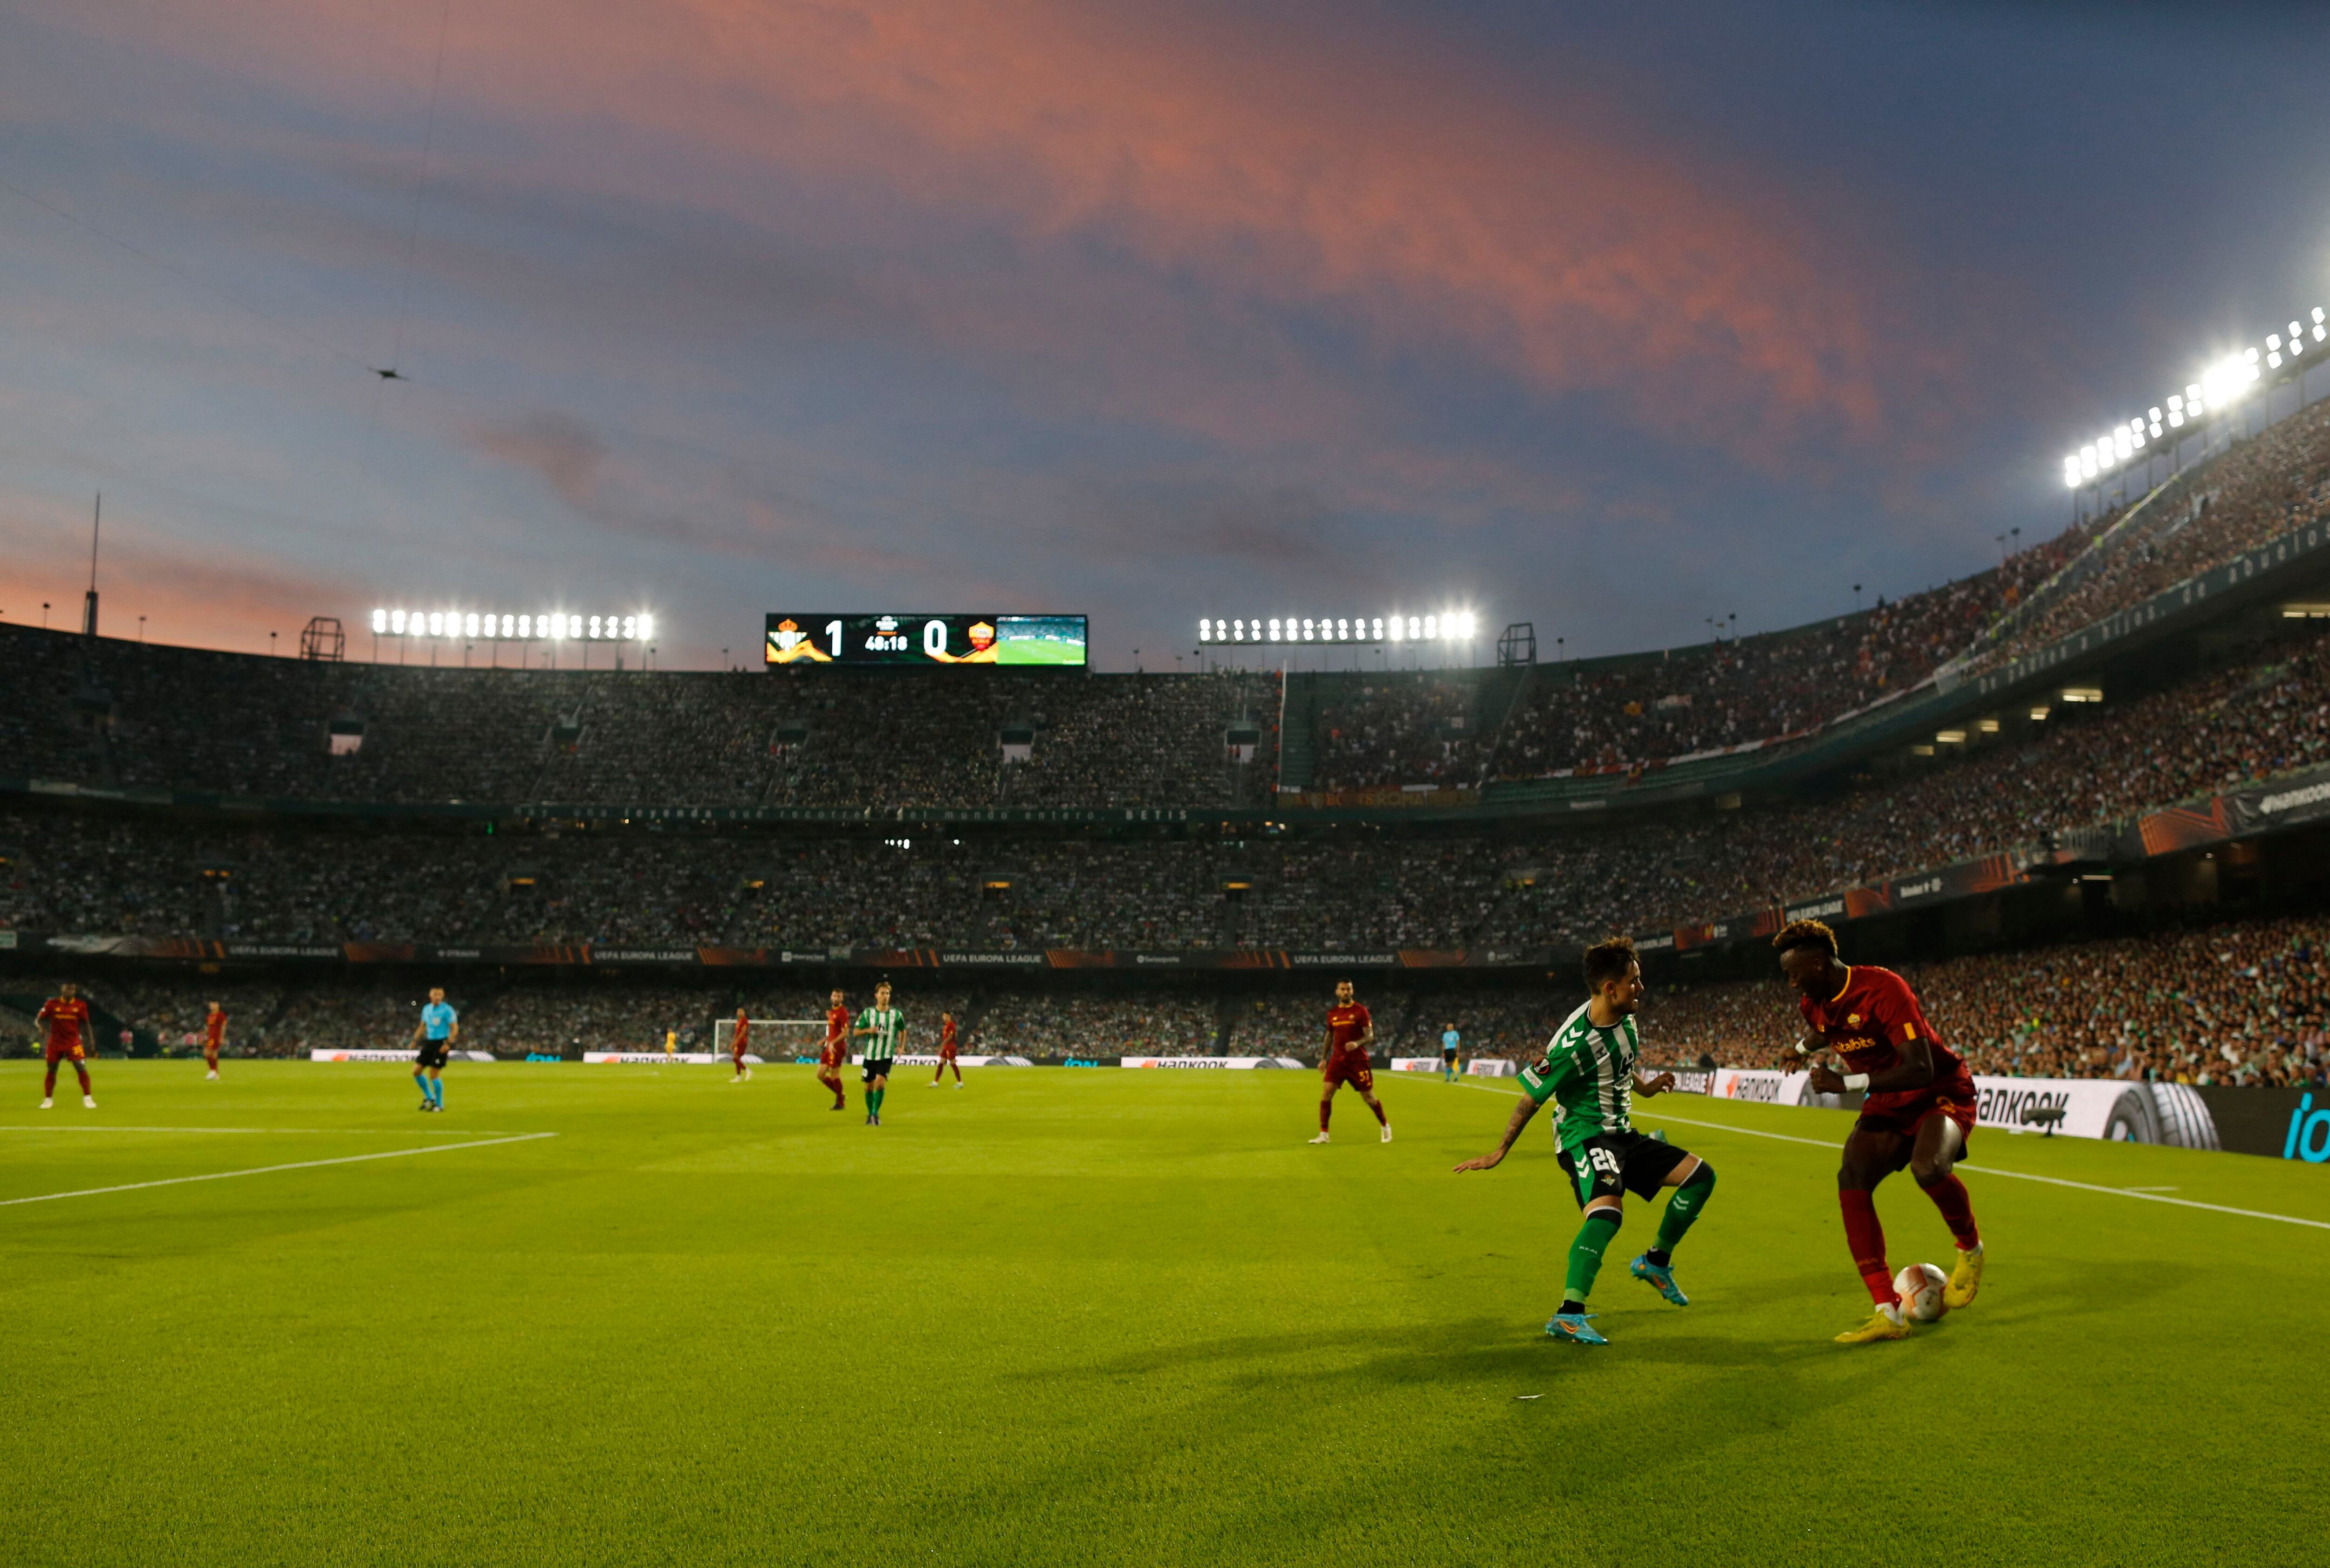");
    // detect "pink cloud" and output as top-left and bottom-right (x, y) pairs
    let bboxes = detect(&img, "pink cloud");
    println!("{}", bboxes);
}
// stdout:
(45, 0), (1954, 466)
